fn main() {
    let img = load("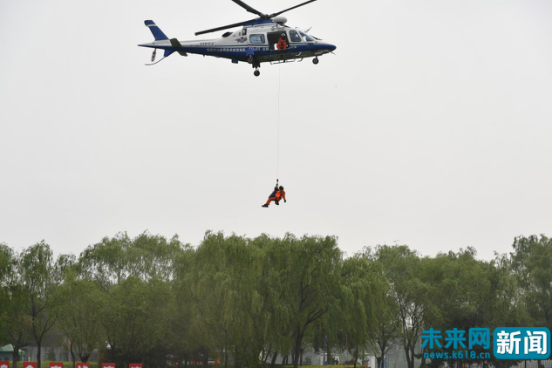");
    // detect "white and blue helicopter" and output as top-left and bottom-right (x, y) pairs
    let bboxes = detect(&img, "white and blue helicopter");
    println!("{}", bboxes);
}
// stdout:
(138, 0), (336, 77)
